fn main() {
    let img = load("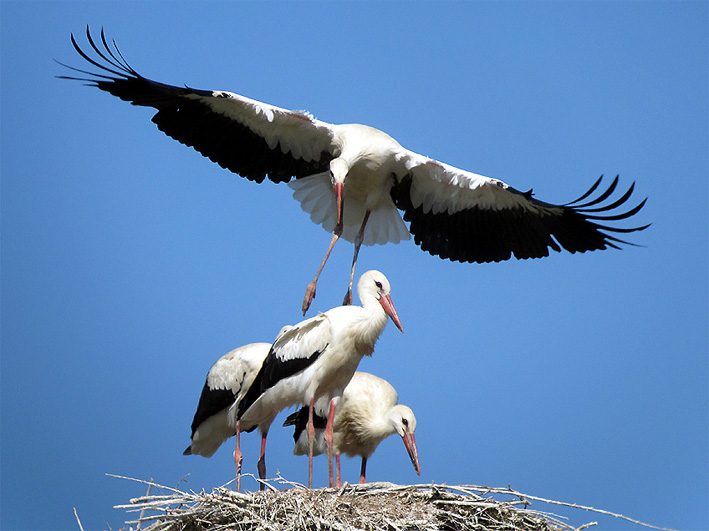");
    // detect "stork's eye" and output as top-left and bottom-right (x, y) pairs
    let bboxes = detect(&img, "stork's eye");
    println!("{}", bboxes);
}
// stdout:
(402, 418), (409, 427)
(375, 281), (383, 289)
